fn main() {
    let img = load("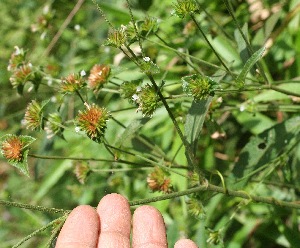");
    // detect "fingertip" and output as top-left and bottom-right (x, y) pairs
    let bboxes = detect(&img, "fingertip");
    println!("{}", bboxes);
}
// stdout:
(97, 193), (131, 247)
(56, 205), (99, 248)
(174, 238), (198, 248)
(133, 205), (167, 248)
